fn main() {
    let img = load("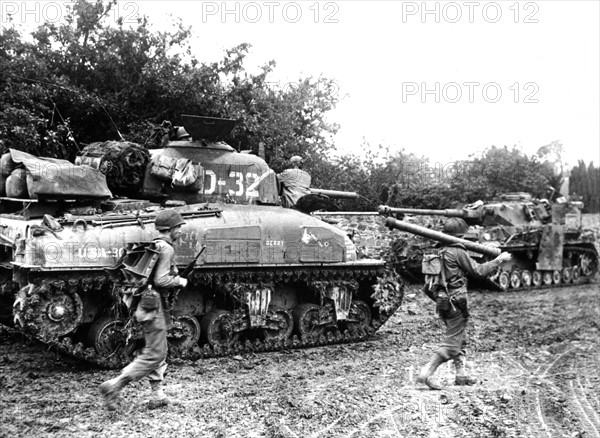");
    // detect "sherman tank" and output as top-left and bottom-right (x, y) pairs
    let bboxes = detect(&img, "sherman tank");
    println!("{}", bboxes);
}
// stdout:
(0, 115), (403, 368)
(379, 192), (598, 291)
